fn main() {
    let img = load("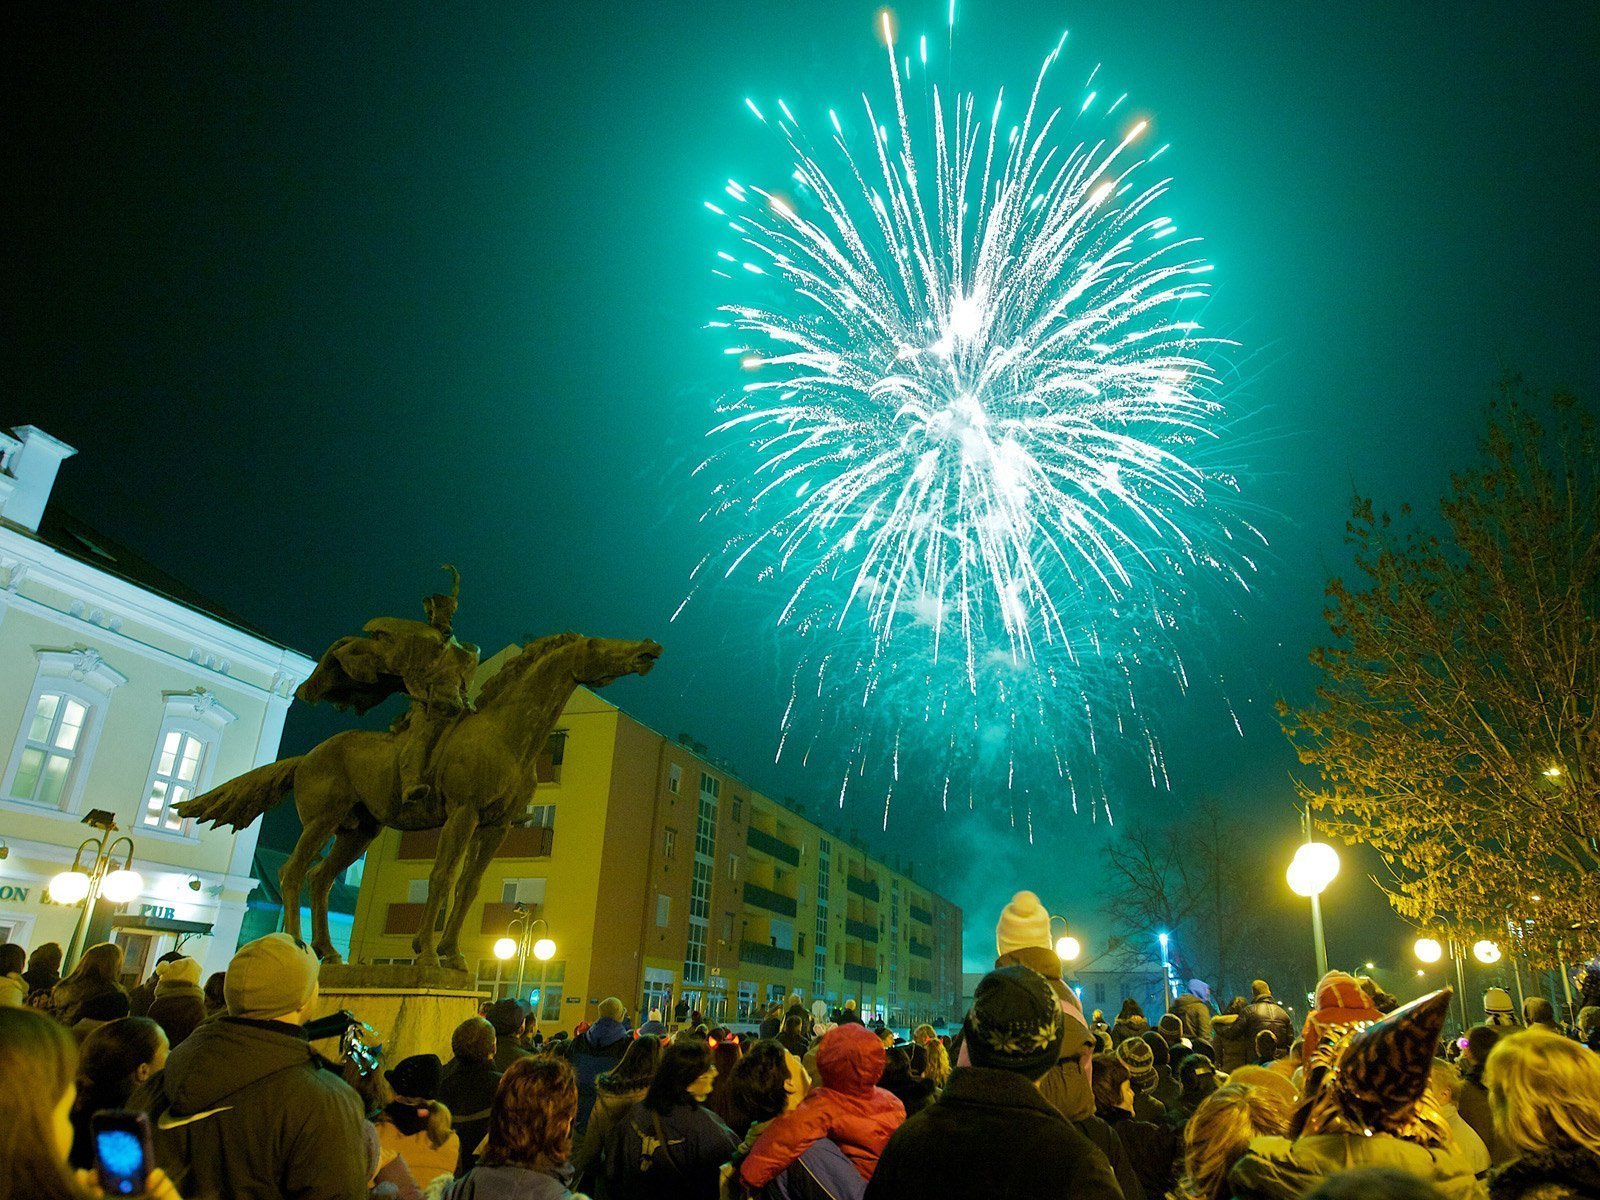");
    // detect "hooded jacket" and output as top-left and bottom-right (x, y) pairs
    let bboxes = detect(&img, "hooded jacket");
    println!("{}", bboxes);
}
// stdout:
(0, 971), (26, 1007)
(130, 1015), (369, 1200)
(1228, 1132), (1485, 1200)
(570, 1016), (631, 1132)
(1216, 993), (1294, 1072)
(571, 1072), (648, 1190)
(1300, 971), (1383, 1078)
(1169, 993), (1214, 1043)
(741, 1024), (905, 1188)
